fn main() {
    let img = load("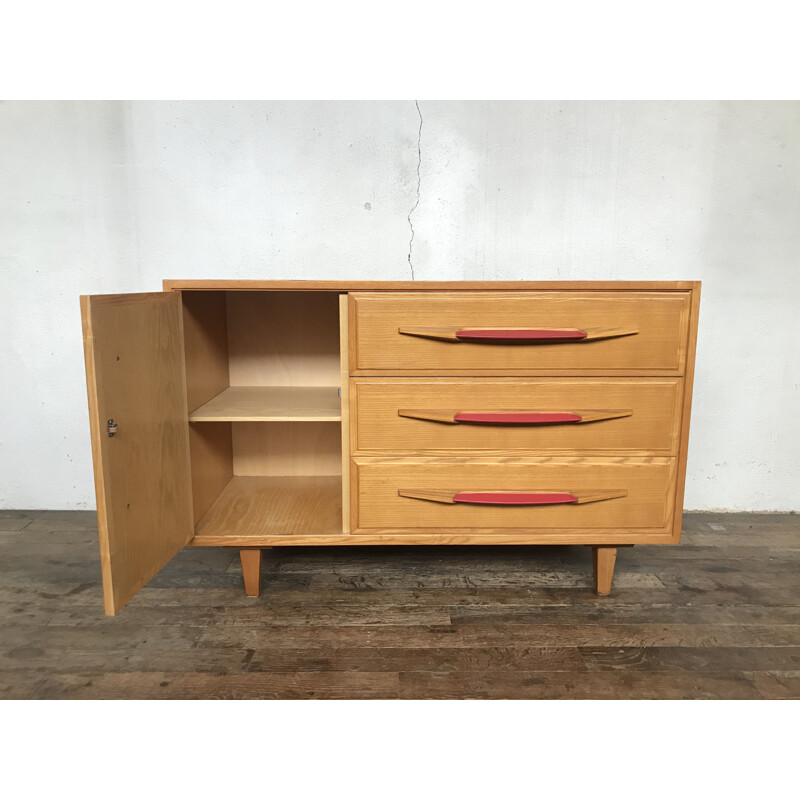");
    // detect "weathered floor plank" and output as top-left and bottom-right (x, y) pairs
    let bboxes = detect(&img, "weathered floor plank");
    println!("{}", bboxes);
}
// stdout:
(31, 671), (400, 700)
(397, 670), (765, 699)
(0, 510), (797, 699)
